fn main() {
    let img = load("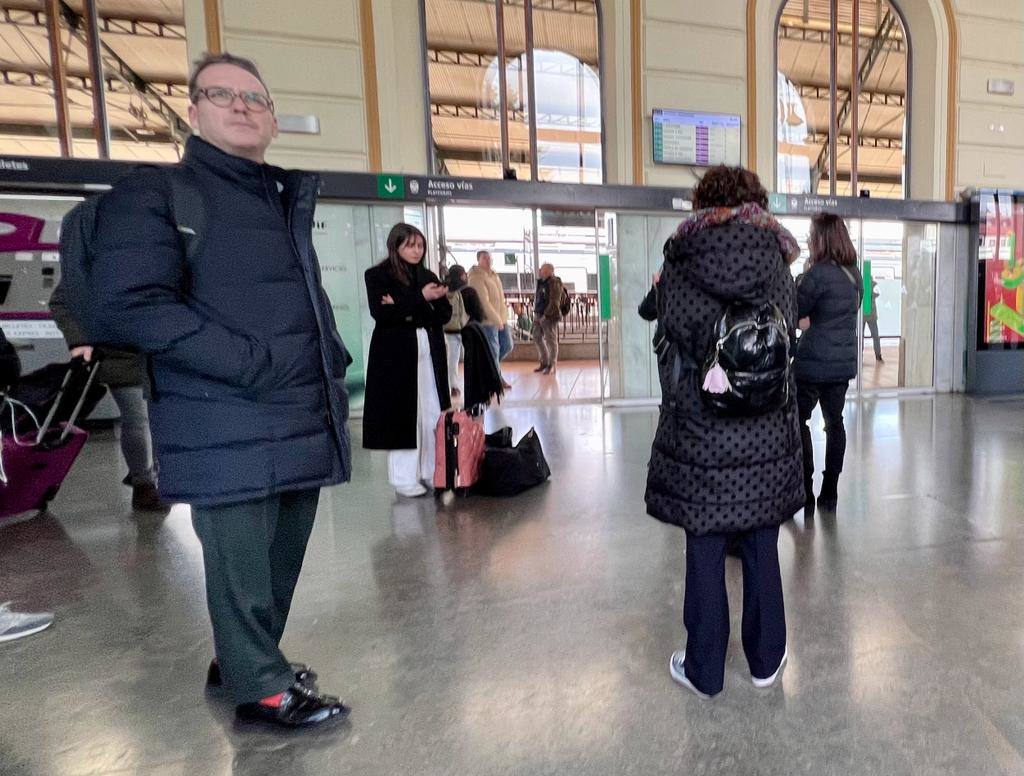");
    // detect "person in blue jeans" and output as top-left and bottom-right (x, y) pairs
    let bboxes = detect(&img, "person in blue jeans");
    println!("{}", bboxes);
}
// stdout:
(468, 250), (512, 389)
